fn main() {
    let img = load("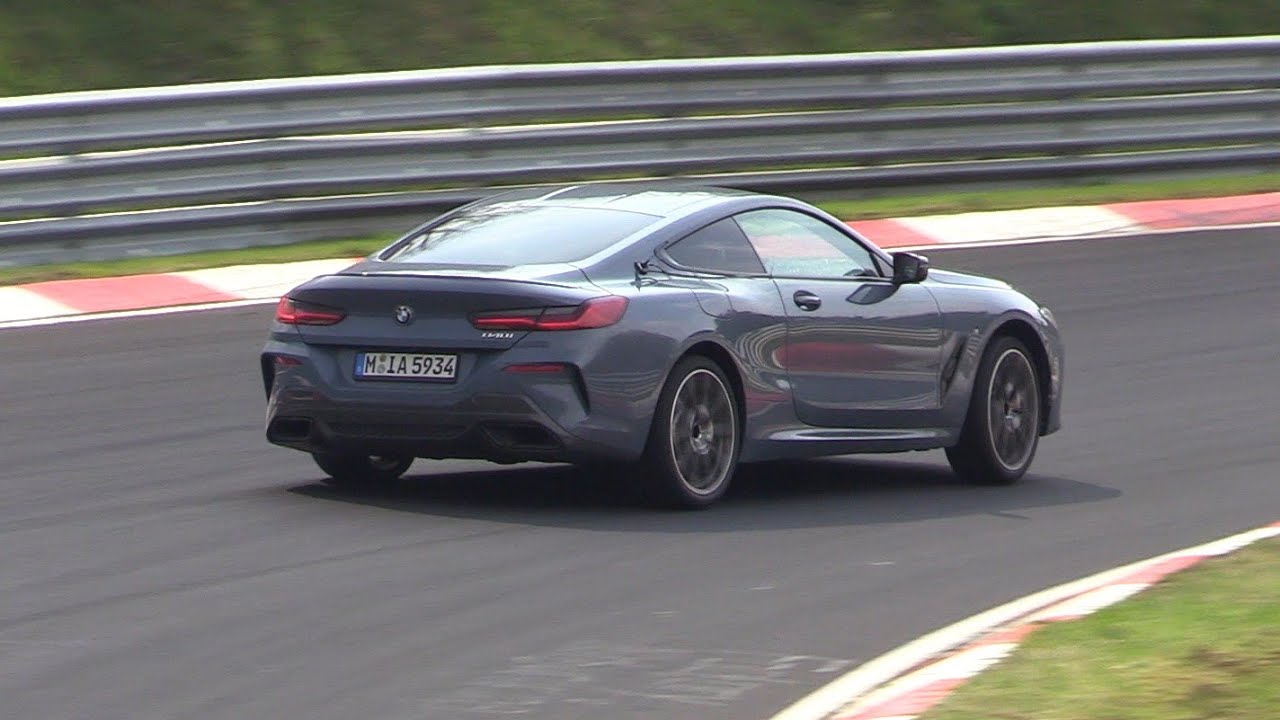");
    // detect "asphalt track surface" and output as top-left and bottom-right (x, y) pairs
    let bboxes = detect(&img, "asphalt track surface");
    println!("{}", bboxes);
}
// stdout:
(2, 227), (1278, 720)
